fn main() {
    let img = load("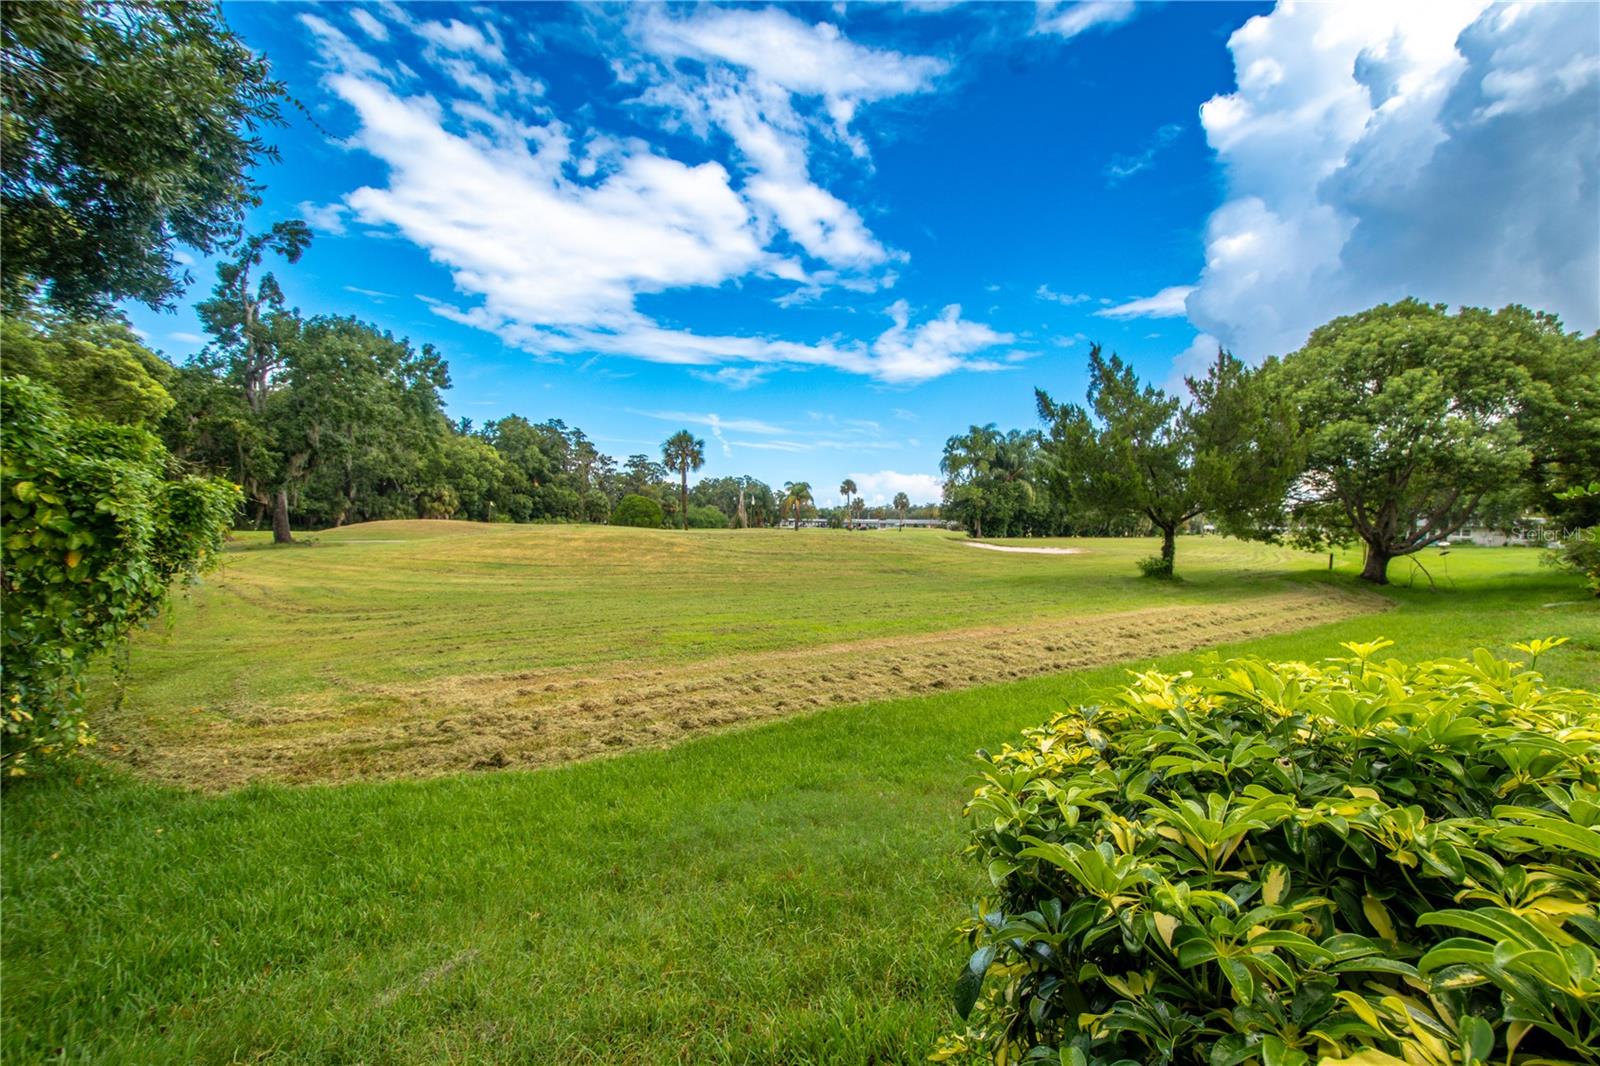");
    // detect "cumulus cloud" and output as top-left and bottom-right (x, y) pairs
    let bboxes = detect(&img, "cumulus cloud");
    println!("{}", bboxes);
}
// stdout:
(871, 300), (1015, 384)
(1164, 331), (1224, 392)
(299, 11), (1007, 386)
(1096, 285), (1194, 319)
(848, 470), (945, 506)
(297, 200), (349, 236)
(1033, 1), (1137, 41)
(1187, 1), (1600, 361)
(636, 7), (945, 274)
